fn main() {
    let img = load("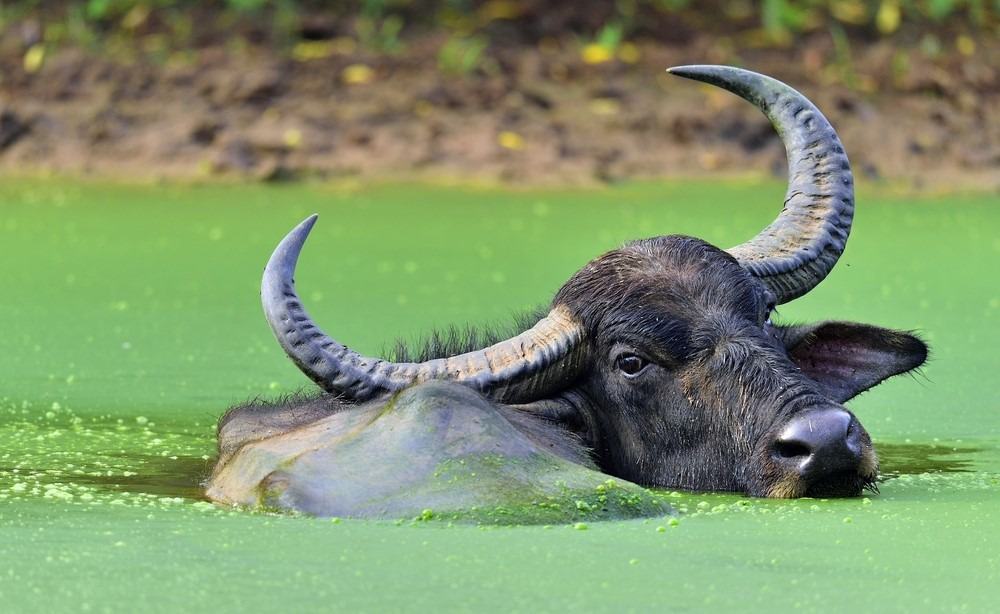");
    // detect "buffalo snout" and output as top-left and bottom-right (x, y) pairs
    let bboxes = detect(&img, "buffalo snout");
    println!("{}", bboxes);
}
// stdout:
(768, 408), (875, 497)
